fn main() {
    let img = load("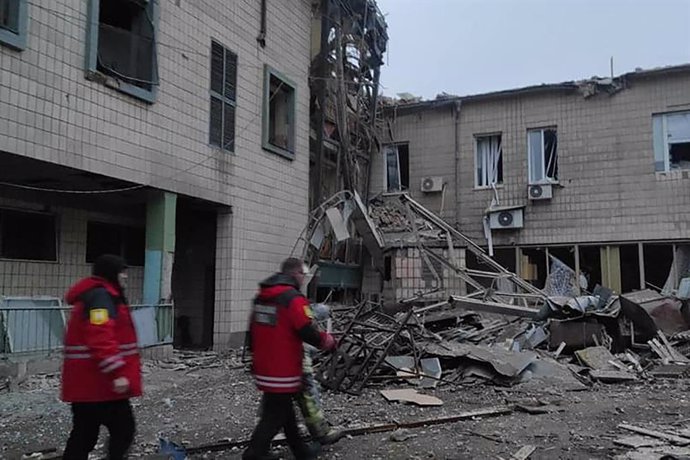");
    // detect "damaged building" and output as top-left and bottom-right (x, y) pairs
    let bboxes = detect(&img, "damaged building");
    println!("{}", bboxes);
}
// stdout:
(369, 64), (690, 304)
(306, 0), (388, 302)
(0, 0), (316, 352)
